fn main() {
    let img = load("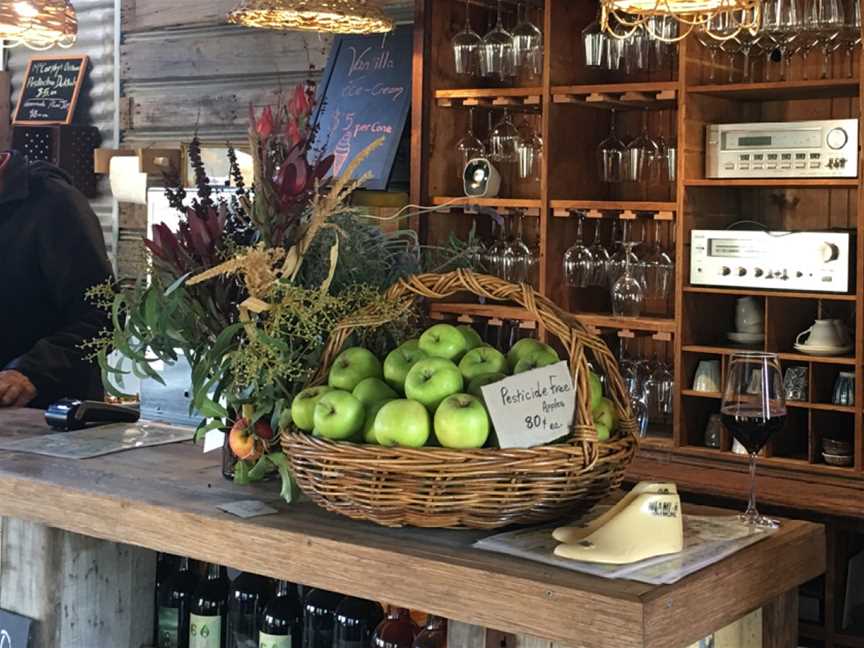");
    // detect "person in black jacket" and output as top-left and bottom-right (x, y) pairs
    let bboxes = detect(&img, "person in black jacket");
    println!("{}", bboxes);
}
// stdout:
(0, 150), (112, 409)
